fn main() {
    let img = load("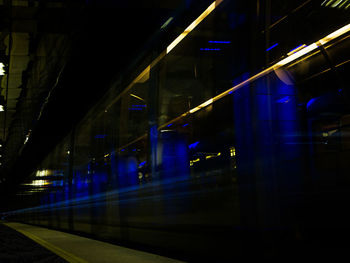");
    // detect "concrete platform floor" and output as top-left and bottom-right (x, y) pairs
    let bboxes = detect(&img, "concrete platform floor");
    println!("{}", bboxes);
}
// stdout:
(3, 222), (184, 263)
